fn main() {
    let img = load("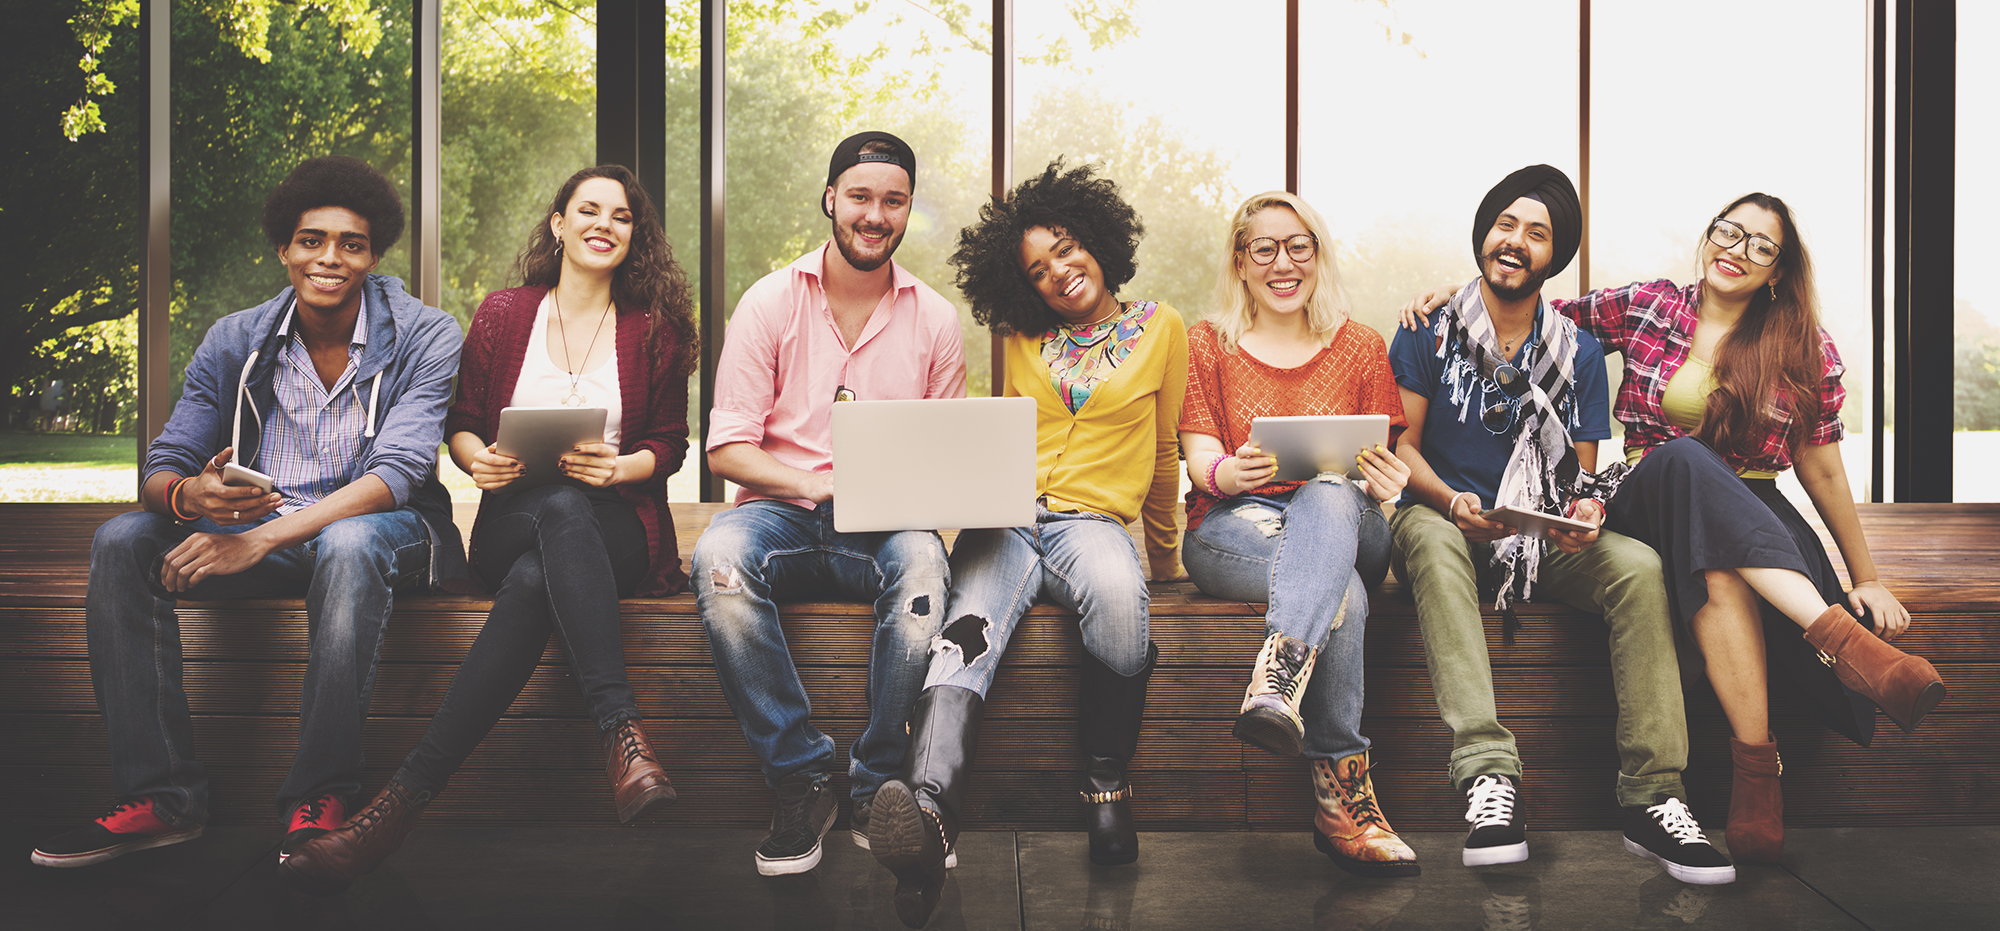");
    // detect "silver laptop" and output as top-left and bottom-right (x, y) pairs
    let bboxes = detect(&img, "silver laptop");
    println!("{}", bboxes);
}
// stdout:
(831, 396), (1037, 533)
